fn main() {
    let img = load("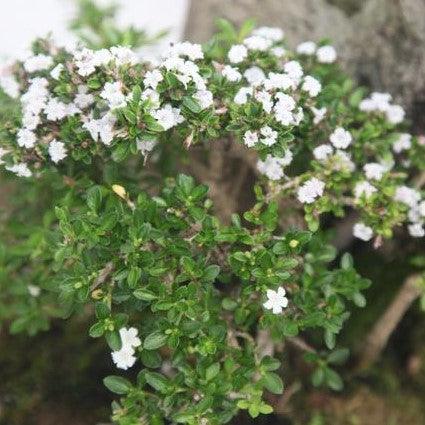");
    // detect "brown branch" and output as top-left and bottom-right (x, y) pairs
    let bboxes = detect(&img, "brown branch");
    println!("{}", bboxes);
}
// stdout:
(356, 273), (423, 371)
(90, 261), (114, 291)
